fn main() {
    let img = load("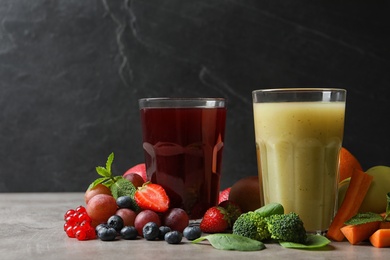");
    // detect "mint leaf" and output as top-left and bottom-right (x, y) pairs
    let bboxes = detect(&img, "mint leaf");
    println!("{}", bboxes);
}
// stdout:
(344, 212), (383, 225)
(106, 152), (114, 174)
(279, 234), (330, 249)
(255, 203), (284, 217)
(110, 177), (136, 198)
(192, 234), (265, 251)
(96, 166), (111, 177)
(110, 177), (139, 211)
(88, 177), (110, 190)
